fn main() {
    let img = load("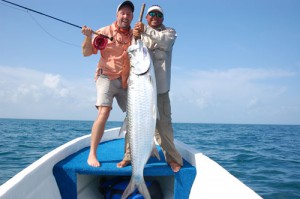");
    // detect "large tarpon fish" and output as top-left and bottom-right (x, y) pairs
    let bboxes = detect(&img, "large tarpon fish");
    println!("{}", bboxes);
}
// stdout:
(121, 40), (159, 199)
